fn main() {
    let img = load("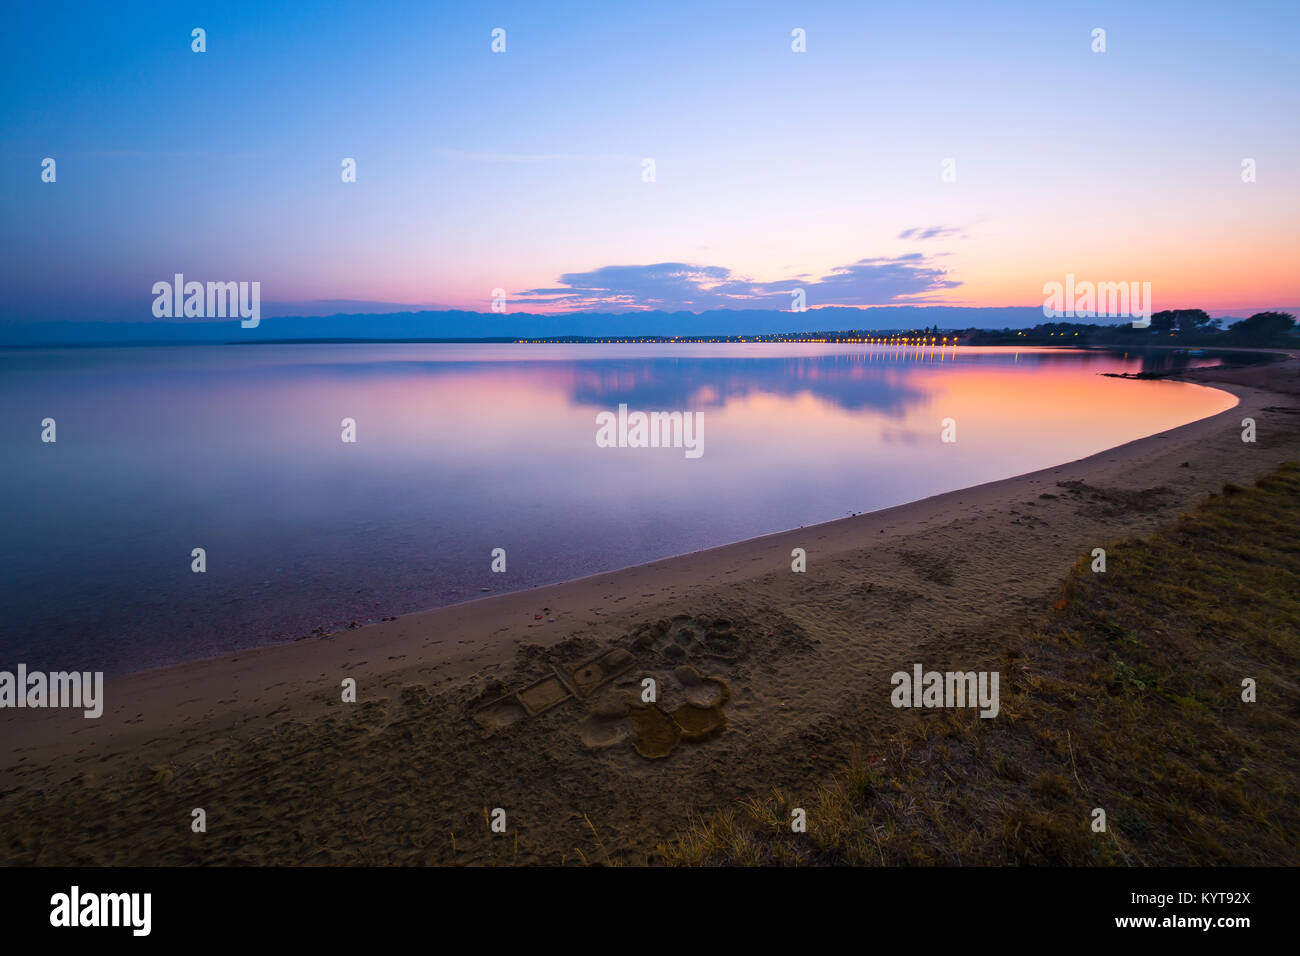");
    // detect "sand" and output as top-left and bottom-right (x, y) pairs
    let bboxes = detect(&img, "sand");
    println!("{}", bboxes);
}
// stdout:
(2, 351), (1297, 865)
